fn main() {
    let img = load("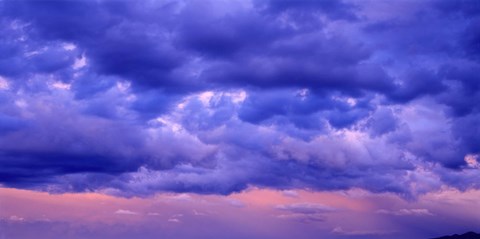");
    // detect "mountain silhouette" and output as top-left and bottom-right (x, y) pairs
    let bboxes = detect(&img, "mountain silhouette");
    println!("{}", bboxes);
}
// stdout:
(431, 232), (480, 239)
